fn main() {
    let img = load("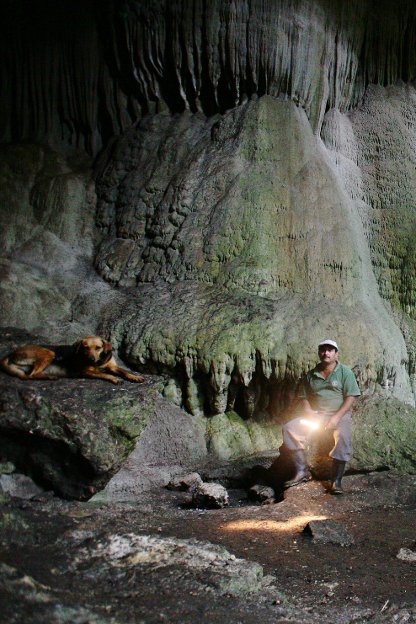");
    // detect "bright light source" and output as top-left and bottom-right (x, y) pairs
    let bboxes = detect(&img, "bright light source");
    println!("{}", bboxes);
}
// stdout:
(300, 418), (320, 430)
